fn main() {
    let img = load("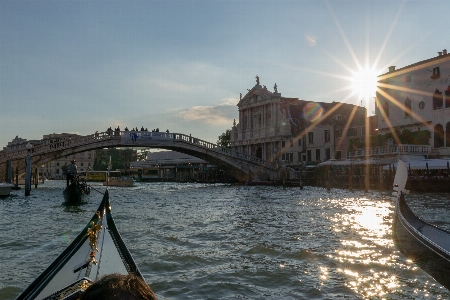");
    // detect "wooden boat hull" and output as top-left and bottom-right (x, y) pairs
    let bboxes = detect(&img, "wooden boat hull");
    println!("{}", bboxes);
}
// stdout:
(16, 190), (144, 300)
(63, 180), (90, 203)
(0, 182), (15, 196)
(393, 160), (450, 290)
